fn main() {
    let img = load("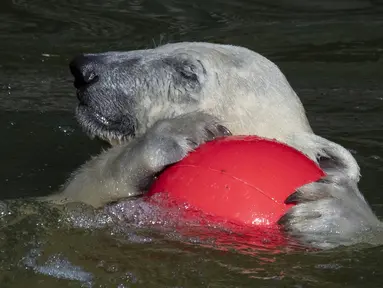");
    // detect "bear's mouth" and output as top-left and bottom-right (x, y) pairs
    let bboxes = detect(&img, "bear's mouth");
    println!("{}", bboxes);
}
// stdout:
(75, 104), (135, 146)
